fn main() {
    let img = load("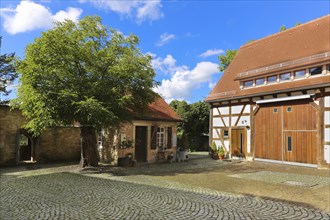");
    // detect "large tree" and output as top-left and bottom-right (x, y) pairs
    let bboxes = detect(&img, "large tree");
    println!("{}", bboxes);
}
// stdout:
(0, 37), (17, 102)
(16, 16), (157, 167)
(170, 100), (209, 151)
(218, 49), (237, 72)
